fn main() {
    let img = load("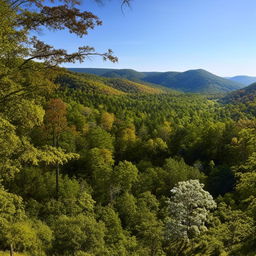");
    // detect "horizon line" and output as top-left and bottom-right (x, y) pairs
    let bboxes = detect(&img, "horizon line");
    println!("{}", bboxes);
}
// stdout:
(65, 67), (256, 78)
